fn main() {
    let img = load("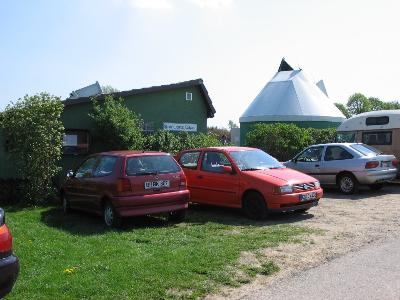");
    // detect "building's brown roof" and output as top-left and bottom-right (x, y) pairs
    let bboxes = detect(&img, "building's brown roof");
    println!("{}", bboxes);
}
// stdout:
(63, 78), (216, 118)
